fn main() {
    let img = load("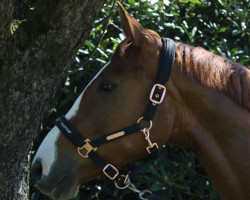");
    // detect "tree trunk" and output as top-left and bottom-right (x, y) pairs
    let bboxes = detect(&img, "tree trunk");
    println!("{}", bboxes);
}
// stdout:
(0, 0), (105, 199)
